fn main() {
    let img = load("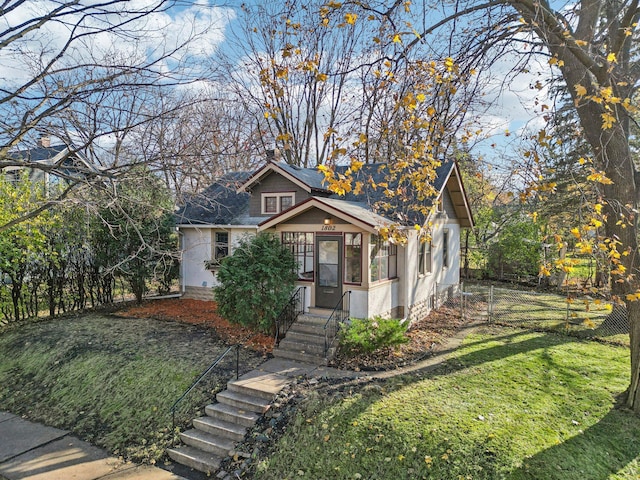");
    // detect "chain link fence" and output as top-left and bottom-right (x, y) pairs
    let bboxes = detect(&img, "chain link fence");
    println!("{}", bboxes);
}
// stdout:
(458, 283), (629, 346)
